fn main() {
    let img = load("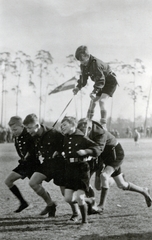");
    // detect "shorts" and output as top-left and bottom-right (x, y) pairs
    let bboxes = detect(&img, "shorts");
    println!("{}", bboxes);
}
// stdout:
(36, 157), (65, 186)
(65, 161), (90, 192)
(13, 160), (40, 179)
(111, 167), (121, 177)
(102, 143), (124, 169)
(97, 73), (118, 97)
